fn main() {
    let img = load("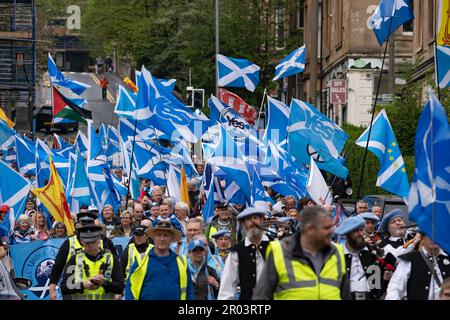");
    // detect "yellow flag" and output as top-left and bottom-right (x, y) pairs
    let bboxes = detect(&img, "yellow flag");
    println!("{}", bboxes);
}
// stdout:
(180, 165), (190, 209)
(31, 157), (75, 235)
(437, 0), (450, 46)
(0, 108), (14, 128)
